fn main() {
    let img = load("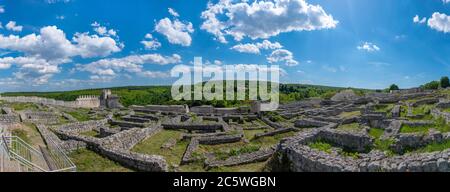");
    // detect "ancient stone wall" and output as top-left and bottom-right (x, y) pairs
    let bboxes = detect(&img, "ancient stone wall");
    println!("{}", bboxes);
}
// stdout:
(0, 95), (100, 108)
